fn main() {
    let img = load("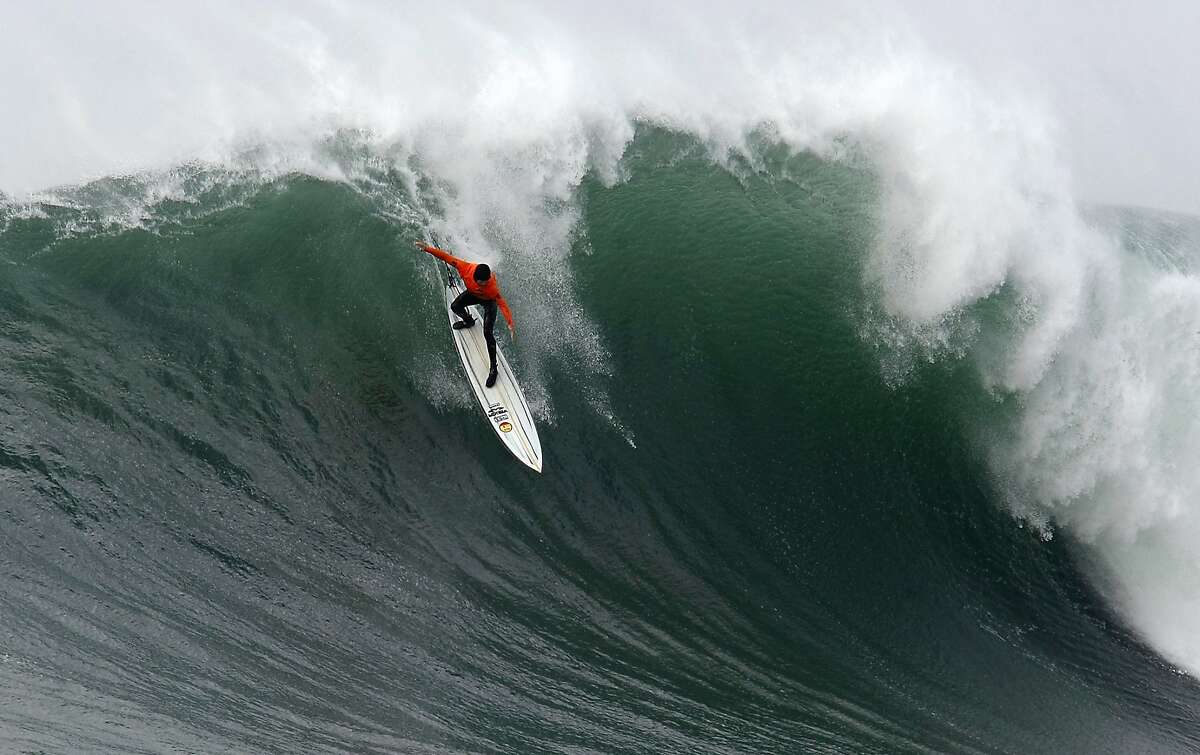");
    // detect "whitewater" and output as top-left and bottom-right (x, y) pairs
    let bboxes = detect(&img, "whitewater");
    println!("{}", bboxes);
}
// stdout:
(3, 2), (1200, 753)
